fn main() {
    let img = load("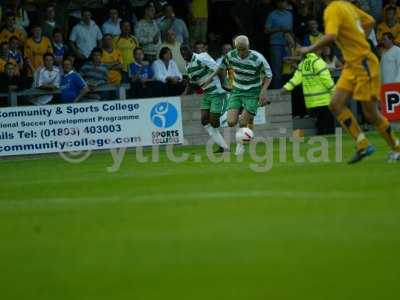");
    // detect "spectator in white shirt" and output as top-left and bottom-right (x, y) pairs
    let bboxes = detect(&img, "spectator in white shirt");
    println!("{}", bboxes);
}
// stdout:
(380, 32), (400, 84)
(152, 46), (185, 96)
(69, 8), (103, 63)
(102, 8), (122, 37)
(31, 53), (61, 105)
